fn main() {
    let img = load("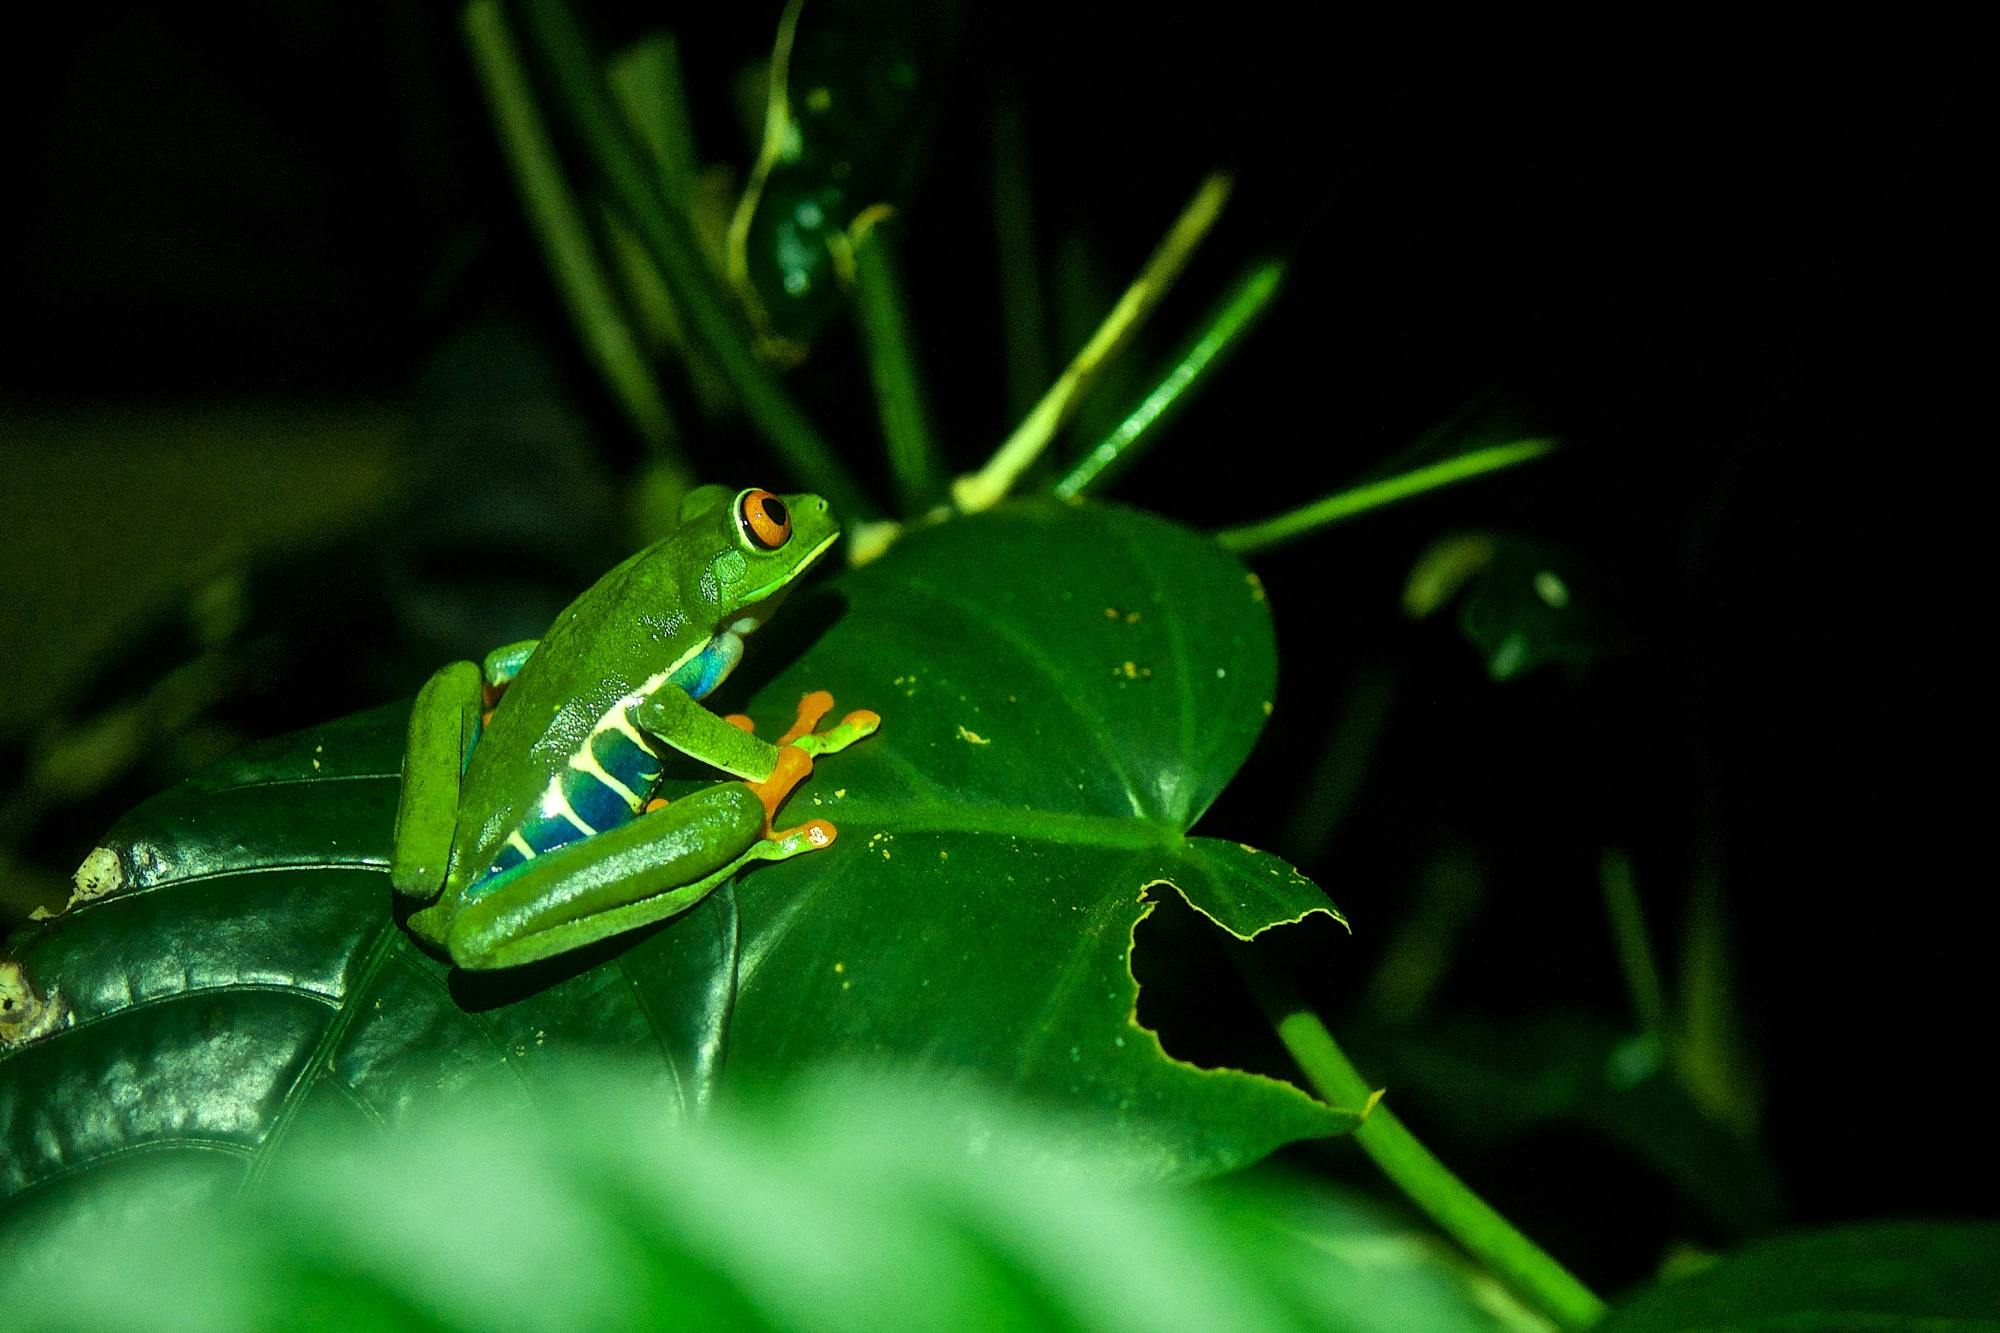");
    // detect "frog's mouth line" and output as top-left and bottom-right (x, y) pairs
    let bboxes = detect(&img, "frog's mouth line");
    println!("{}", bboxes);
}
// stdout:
(721, 529), (840, 639)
